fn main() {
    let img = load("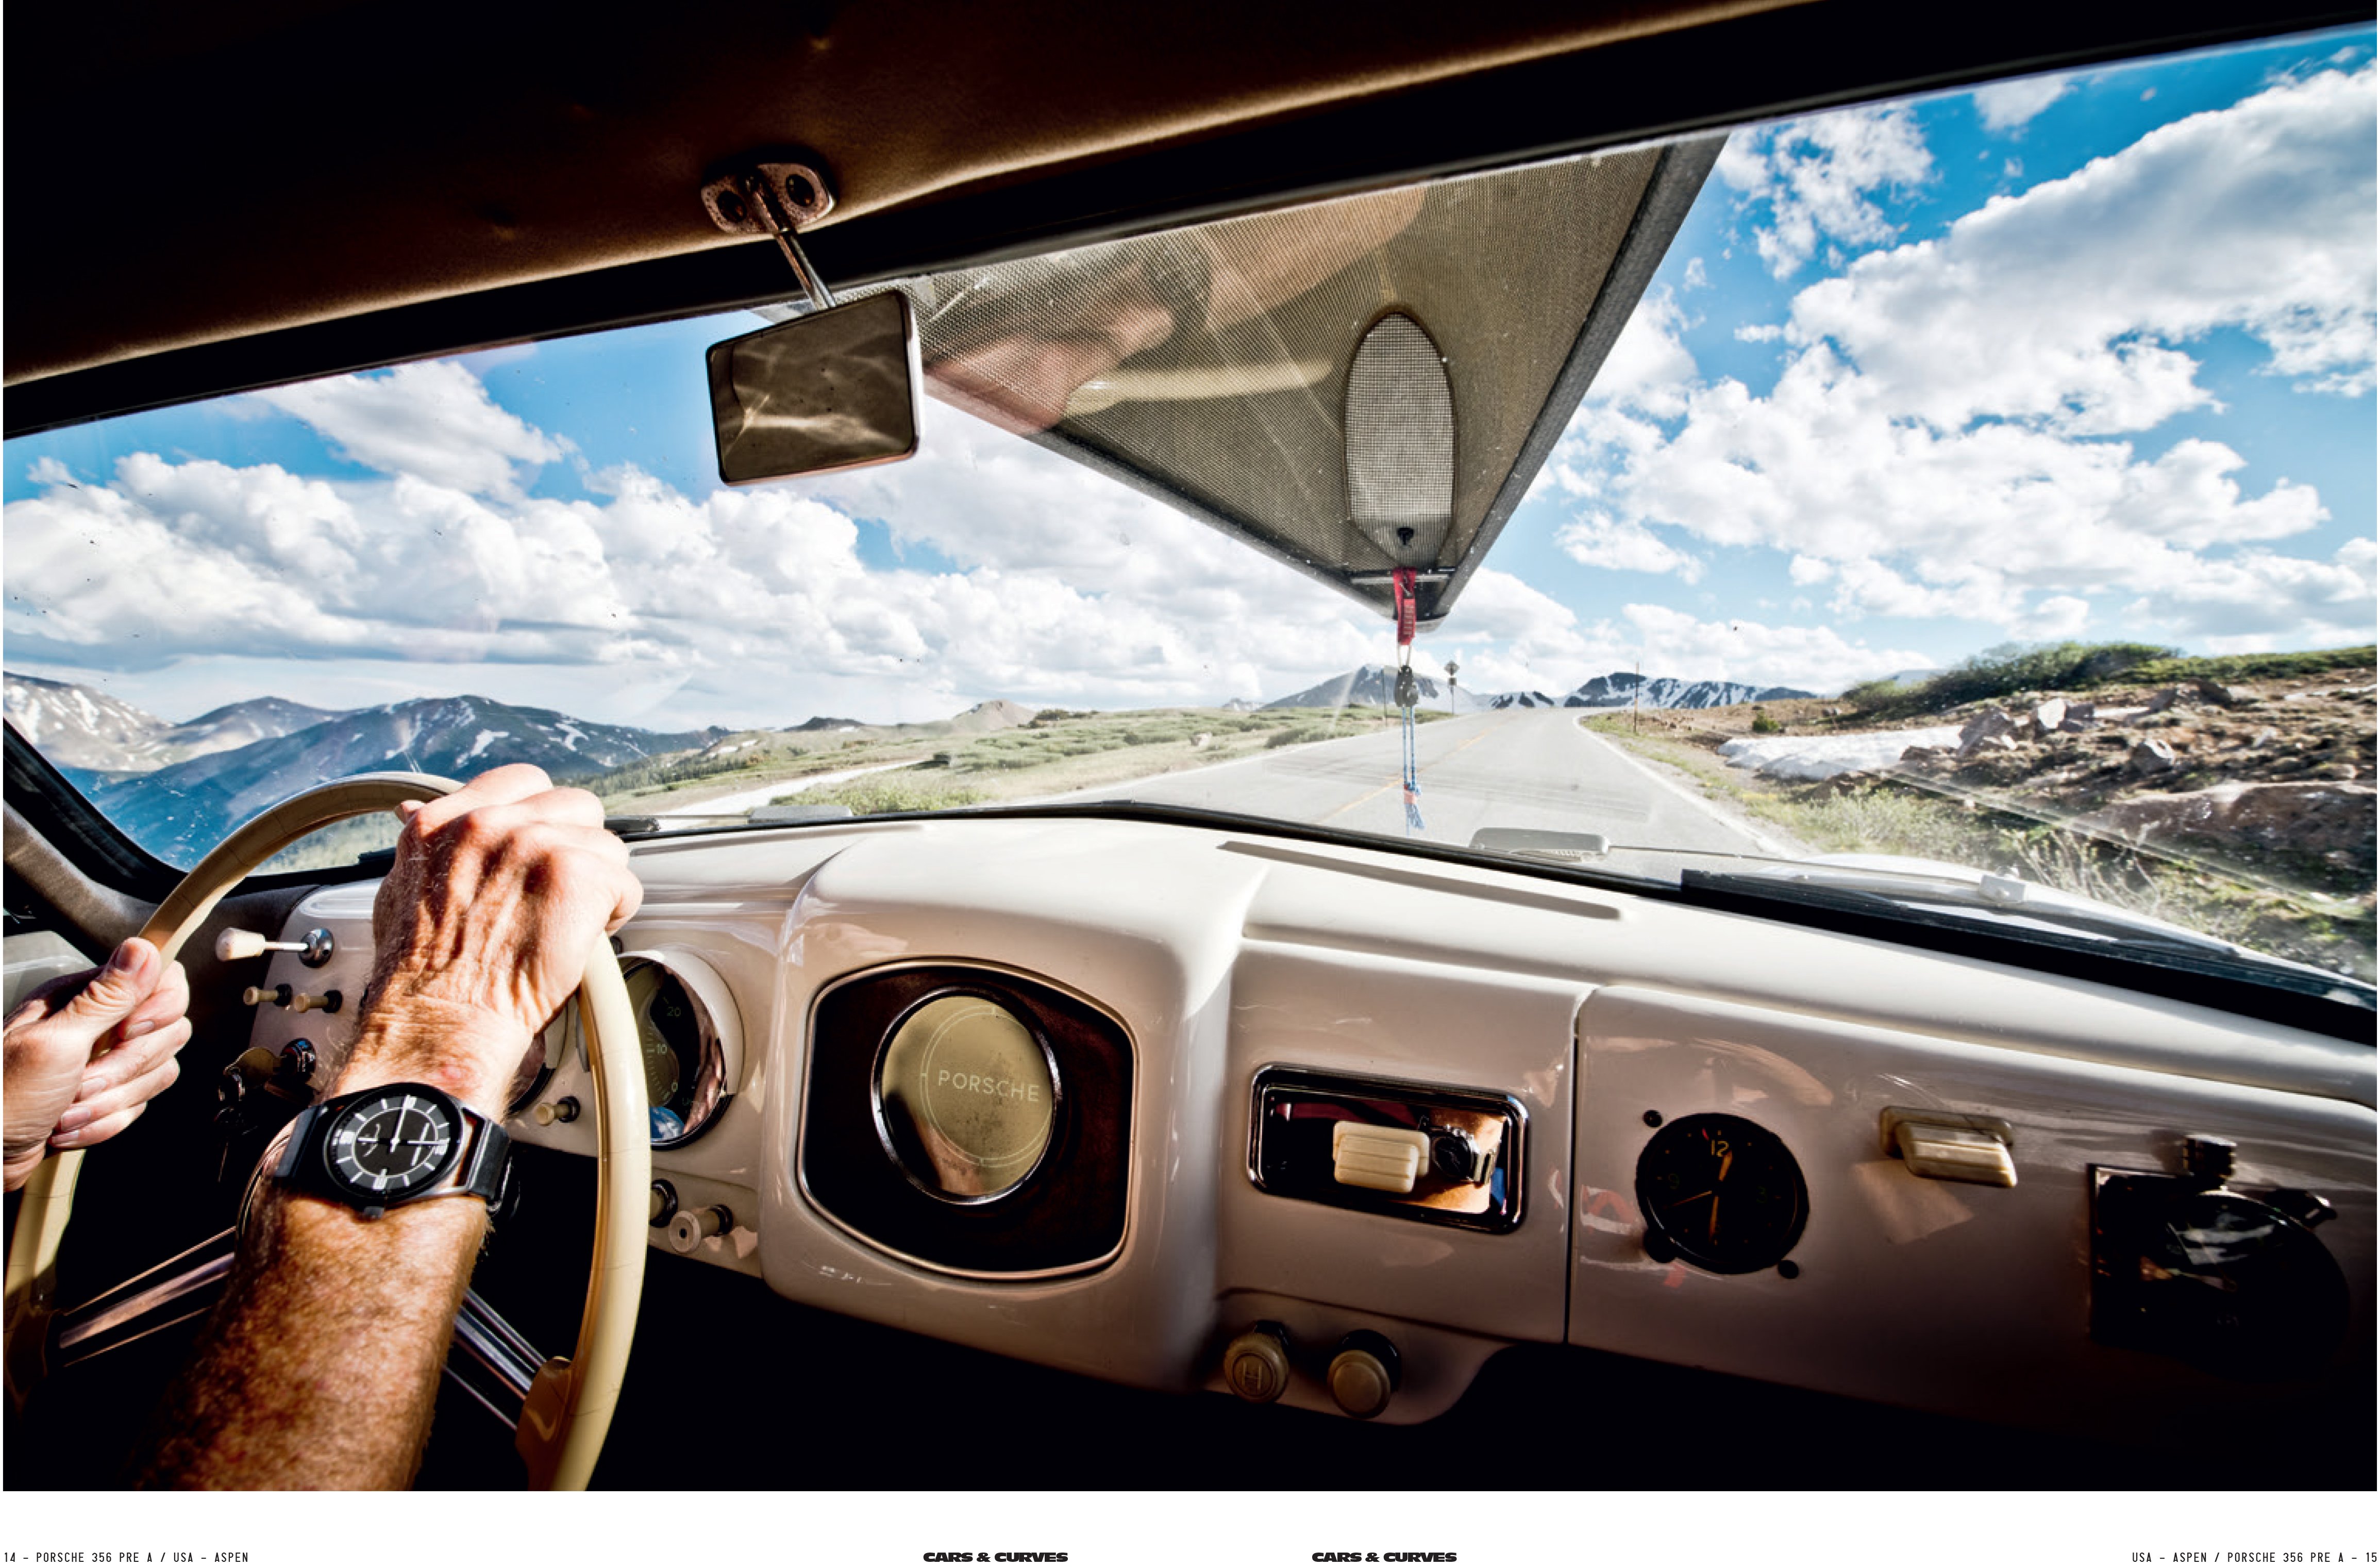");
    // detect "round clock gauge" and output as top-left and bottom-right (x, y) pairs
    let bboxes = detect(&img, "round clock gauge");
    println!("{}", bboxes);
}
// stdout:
(1635, 1112), (1809, 1275)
